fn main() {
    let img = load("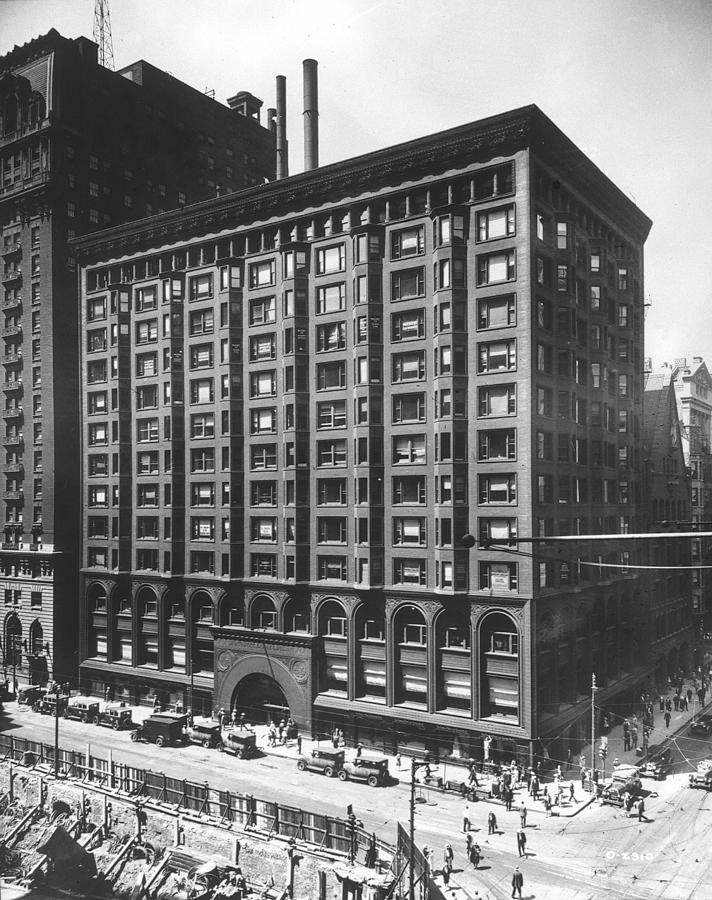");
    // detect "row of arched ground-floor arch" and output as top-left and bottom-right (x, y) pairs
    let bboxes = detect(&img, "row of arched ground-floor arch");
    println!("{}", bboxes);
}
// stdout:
(1, 613), (49, 686)
(85, 581), (526, 722)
